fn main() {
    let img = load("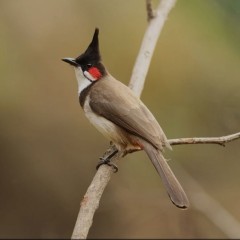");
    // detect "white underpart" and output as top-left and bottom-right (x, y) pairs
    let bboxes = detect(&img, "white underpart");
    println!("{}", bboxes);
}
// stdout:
(74, 67), (92, 95)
